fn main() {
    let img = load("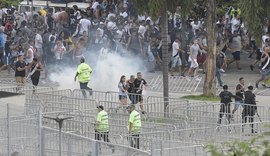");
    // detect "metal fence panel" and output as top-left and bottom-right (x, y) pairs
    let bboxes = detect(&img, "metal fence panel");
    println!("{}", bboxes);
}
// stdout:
(149, 75), (202, 93)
